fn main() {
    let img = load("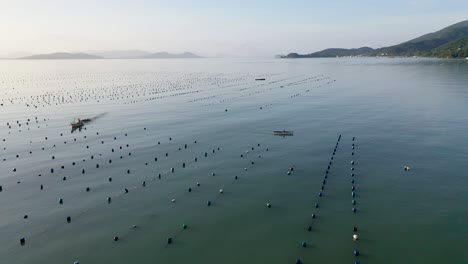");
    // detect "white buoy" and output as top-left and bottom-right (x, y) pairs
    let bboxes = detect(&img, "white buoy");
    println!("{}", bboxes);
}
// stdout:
(171, 199), (176, 202)
(353, 234), (359, 241)
(404, 166), (411, 171)
(219, 189), (223, 193)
